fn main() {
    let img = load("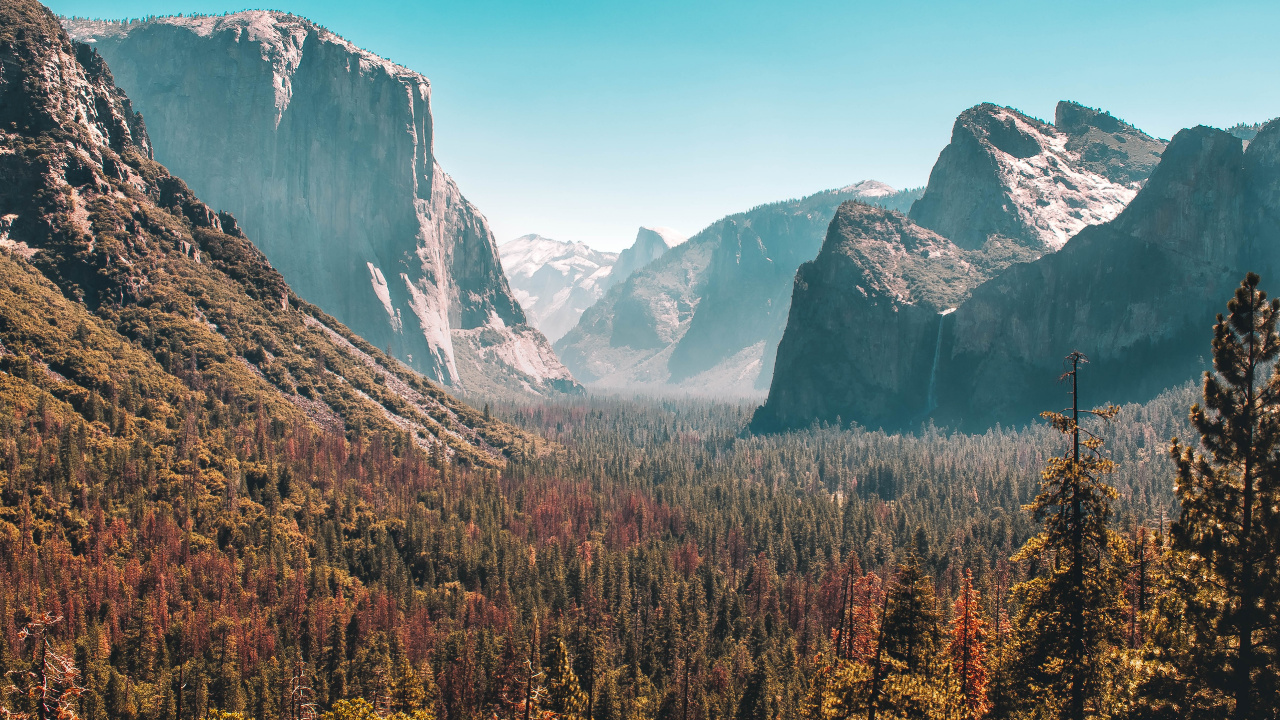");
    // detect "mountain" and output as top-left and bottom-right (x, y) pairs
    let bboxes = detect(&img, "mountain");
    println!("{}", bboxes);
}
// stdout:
(908, 102), (1164, 251)
(0, 0), (535, 465)
(554, 183), (923, 396)
(750, 202), (1021, 430)
(498, 226), (679, 343)
(63, 13), (578, 398)
(757, 120), (1280, 432)
(611, 226), (682, 286)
